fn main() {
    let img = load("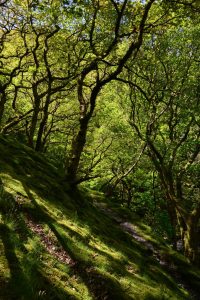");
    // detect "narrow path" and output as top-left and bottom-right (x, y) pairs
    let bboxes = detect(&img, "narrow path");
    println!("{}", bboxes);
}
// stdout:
(94, 202), (199, 300)
(120, 221), (199, 300)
